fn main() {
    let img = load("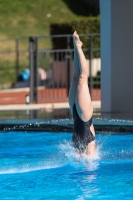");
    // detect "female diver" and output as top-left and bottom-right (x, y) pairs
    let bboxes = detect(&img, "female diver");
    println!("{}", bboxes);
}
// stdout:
(69, 31), (96, 157)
